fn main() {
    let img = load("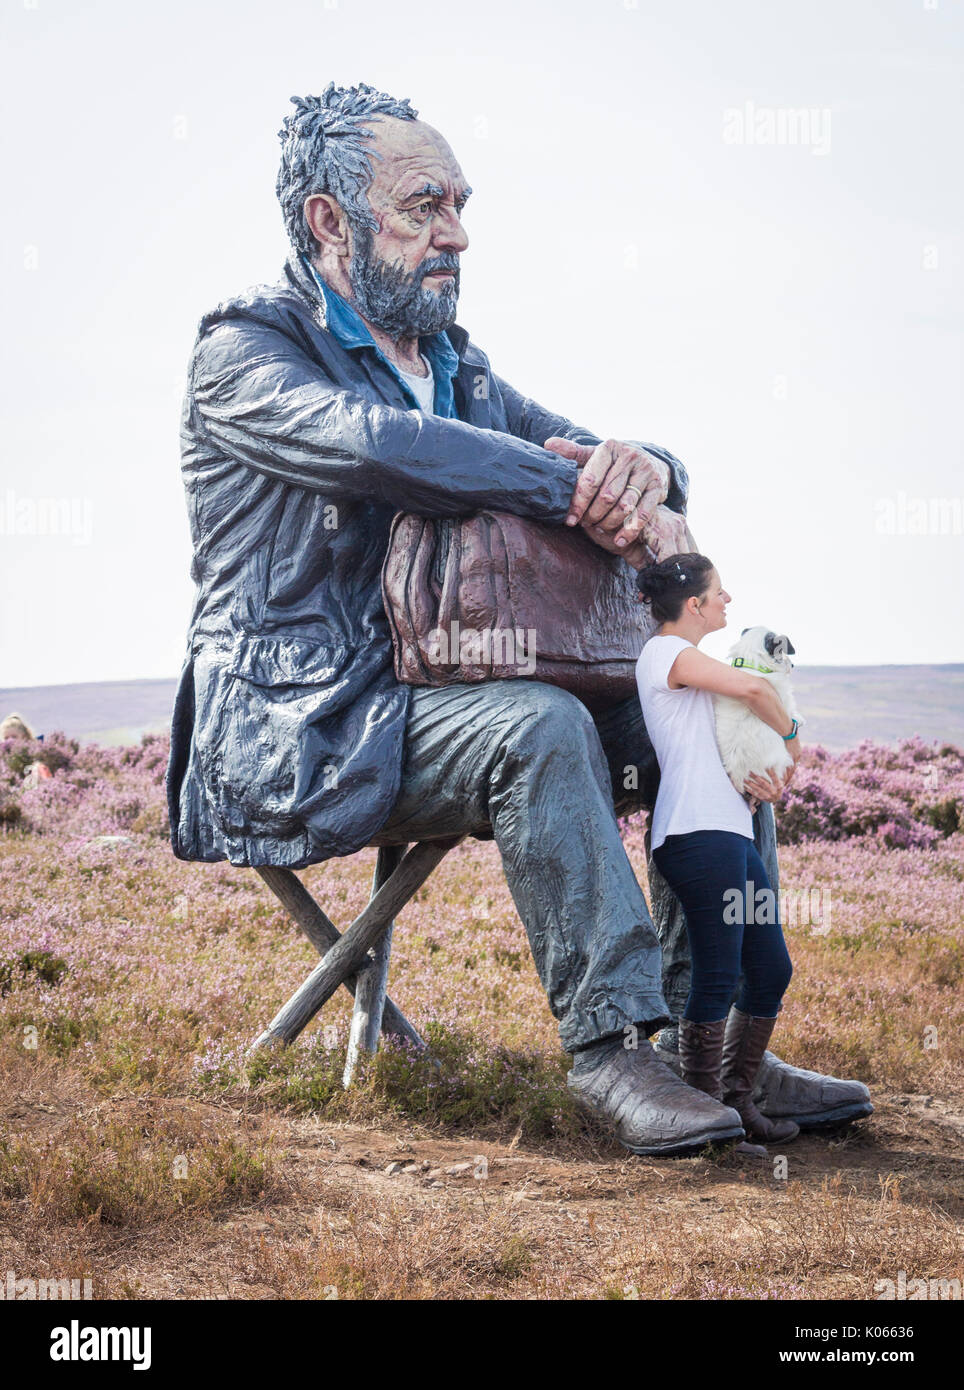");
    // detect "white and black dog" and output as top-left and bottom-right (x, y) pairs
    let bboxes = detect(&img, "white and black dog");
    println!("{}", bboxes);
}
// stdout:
(714, 626), (803, 796)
